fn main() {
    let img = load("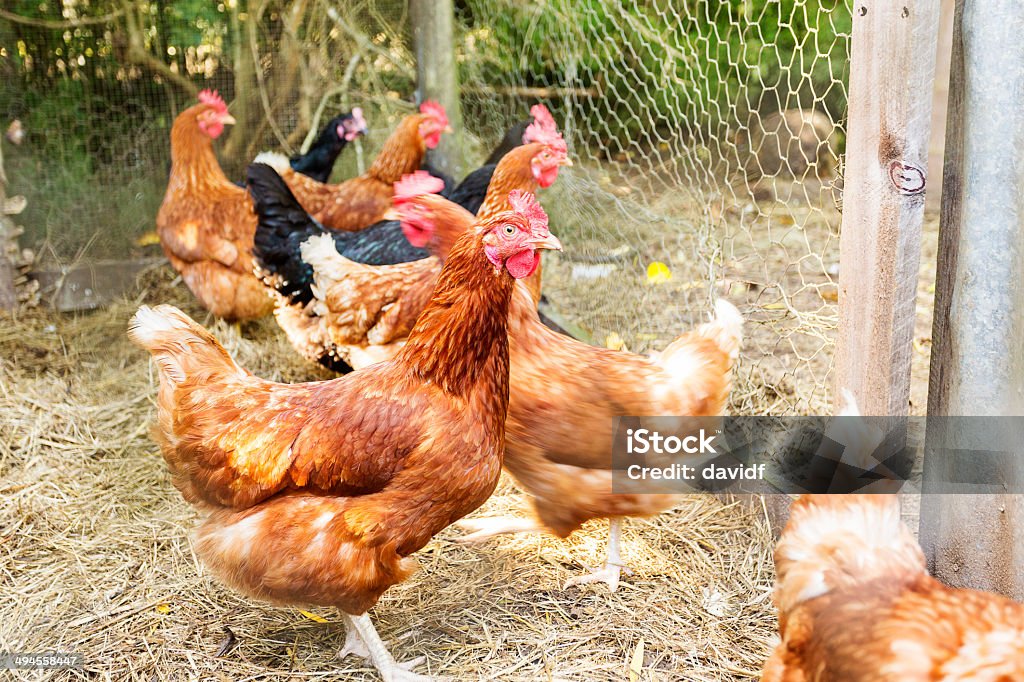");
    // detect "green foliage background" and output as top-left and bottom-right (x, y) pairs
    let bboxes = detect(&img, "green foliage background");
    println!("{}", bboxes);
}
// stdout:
(0, 0), (850, 261)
